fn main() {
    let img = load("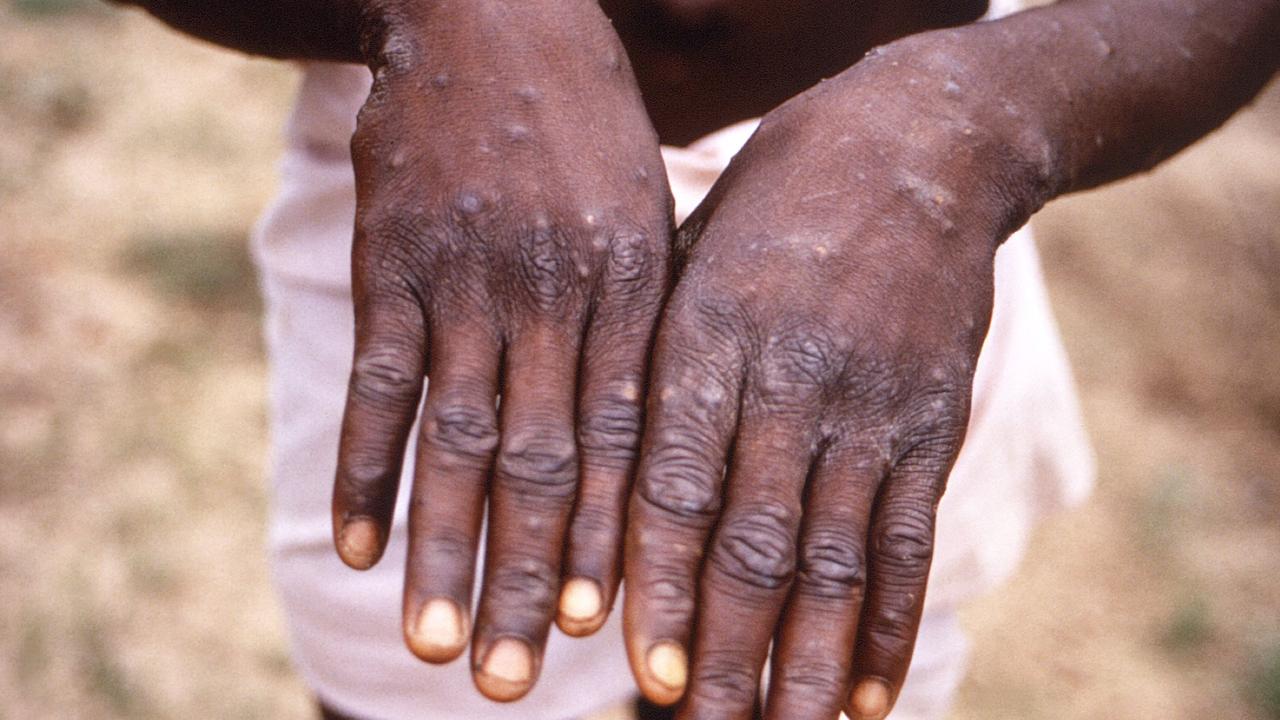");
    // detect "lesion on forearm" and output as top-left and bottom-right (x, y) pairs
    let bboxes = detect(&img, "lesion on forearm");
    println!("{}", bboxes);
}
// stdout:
(961, 0), (1280, 199)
